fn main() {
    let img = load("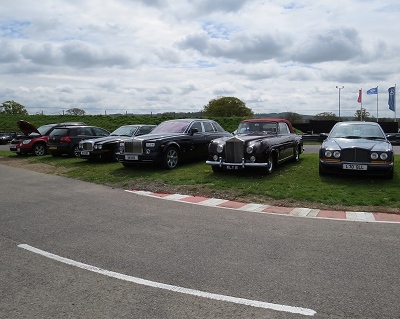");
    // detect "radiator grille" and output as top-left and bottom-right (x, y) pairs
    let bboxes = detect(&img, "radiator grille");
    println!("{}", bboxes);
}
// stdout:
(341, 148), (370, 162)
(125, 140), (143, 154)
(225, 137), (244, 163)
(81, 142), (93, 151)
